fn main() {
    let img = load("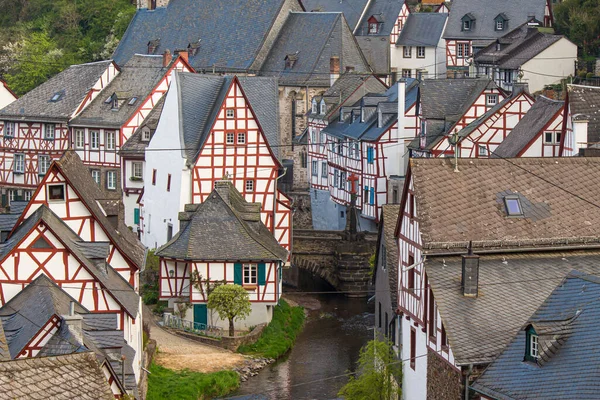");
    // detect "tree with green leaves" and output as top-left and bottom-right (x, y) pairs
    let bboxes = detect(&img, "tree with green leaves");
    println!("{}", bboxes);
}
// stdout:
(338, 339), (402, 400)
(553, 0), (600, 57)
(207, 284), (252, 337)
